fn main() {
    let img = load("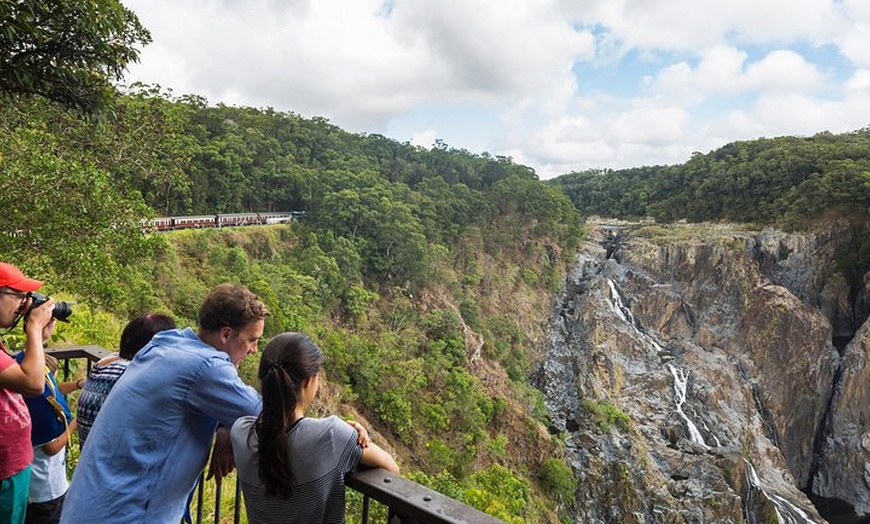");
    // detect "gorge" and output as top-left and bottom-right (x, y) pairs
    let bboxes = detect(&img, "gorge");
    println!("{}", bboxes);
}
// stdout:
(537, 220), (870, 523)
